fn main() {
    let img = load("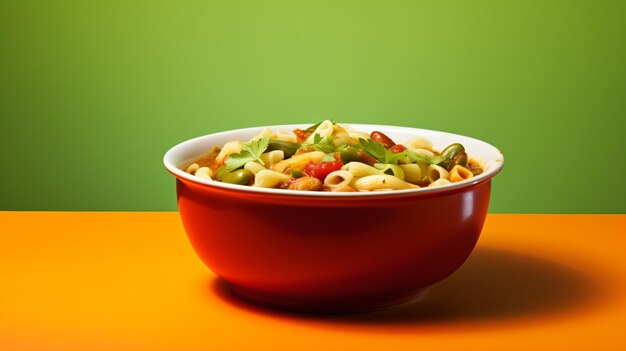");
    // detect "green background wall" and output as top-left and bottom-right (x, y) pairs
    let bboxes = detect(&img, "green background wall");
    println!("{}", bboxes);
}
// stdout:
(1, 1), (624, 213)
